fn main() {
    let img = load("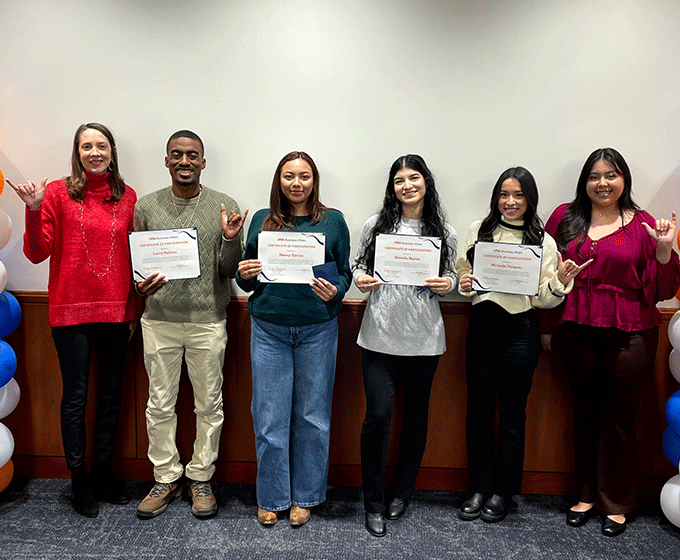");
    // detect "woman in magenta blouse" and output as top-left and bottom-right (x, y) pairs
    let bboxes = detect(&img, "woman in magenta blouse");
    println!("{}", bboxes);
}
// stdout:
(545, 147), (679, 537)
